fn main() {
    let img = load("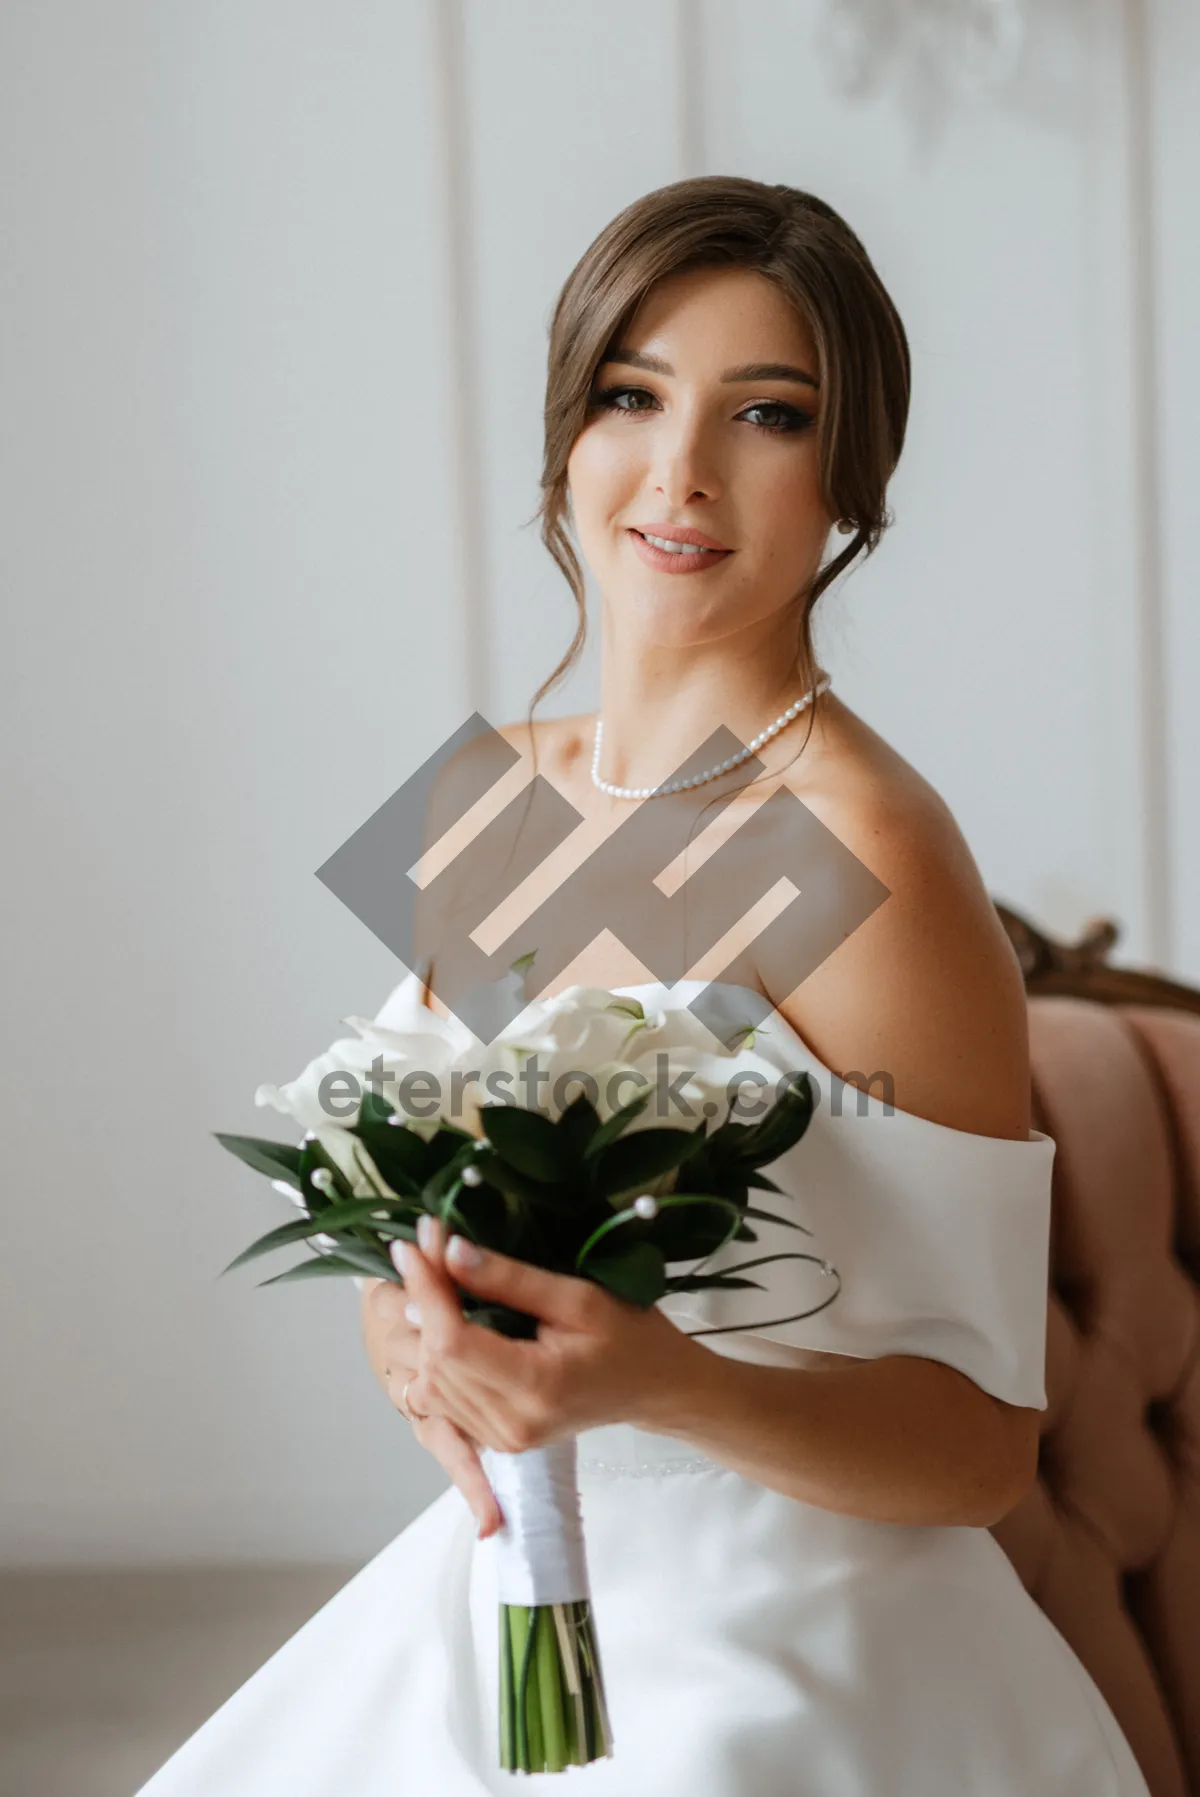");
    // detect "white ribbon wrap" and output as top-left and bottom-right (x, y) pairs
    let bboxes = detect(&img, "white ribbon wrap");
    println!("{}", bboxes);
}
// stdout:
(479, 1438), (591, 1606)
